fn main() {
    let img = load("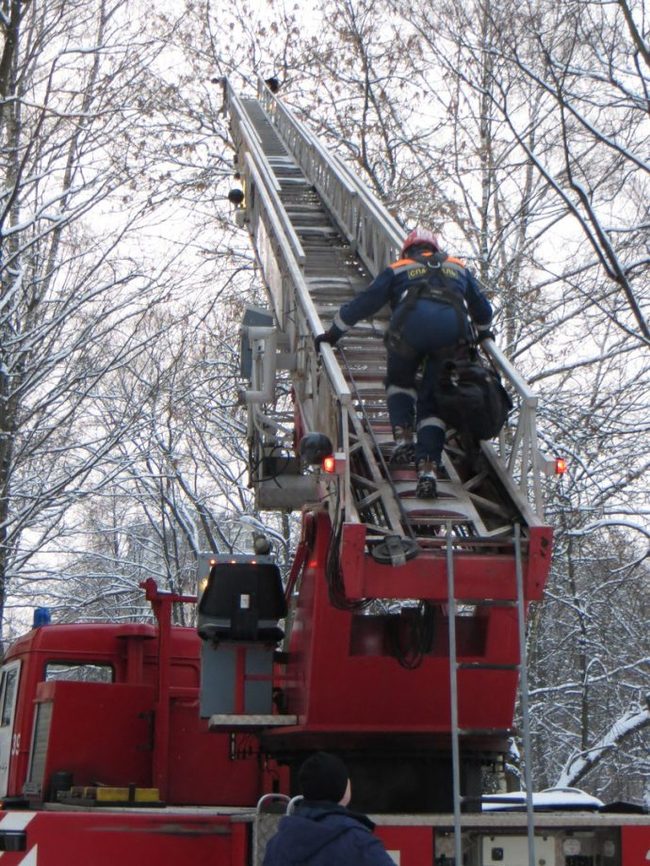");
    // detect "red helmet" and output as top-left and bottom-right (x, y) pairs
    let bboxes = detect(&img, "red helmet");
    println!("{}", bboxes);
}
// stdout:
(401, 227), (440, 256)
